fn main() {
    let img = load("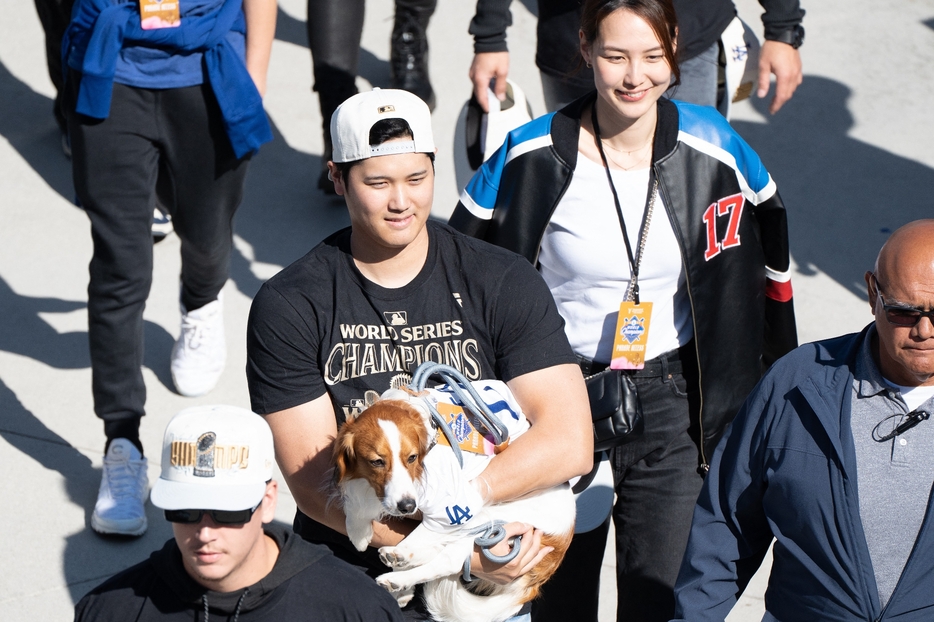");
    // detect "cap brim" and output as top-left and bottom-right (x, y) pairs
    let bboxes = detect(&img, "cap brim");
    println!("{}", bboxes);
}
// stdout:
(151, 478), (267, 511)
